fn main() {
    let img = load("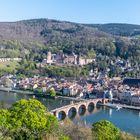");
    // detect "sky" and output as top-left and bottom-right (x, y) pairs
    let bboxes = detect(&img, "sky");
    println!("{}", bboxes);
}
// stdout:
(0, 0), (140, 24)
